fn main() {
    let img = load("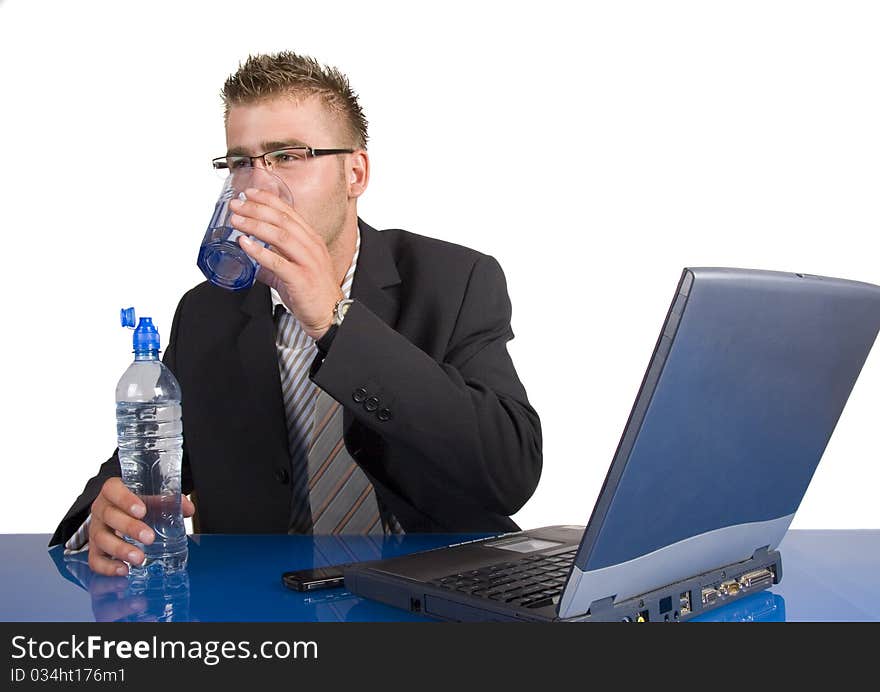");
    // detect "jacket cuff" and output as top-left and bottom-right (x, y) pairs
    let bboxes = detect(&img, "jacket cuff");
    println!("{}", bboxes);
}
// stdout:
(315, 323), (339, 356)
